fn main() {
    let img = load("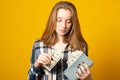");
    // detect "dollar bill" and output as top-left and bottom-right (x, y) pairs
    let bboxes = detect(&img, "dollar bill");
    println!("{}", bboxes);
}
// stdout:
(43, 50), (62, 71)
(67, 50), (83, 67)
